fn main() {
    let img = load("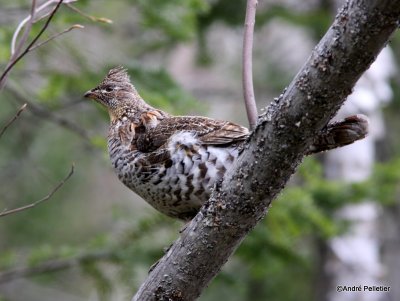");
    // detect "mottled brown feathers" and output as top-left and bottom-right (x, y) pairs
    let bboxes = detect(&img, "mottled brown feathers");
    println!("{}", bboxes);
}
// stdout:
(136, 116), (249, 153)
(307, 115), (369, 154)
(103, 66), (130, 86)
(86, 67), (369, 220)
